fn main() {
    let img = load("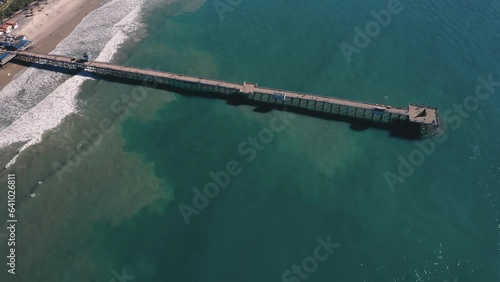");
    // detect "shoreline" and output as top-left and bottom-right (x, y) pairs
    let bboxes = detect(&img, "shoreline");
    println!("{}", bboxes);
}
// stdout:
(0, 0), (156, 170)
(0, 0), (104, 89)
